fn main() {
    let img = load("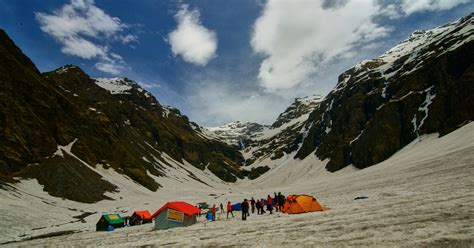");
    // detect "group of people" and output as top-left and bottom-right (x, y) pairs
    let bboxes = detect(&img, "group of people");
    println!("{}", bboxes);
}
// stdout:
(207, 192), (287, 221)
